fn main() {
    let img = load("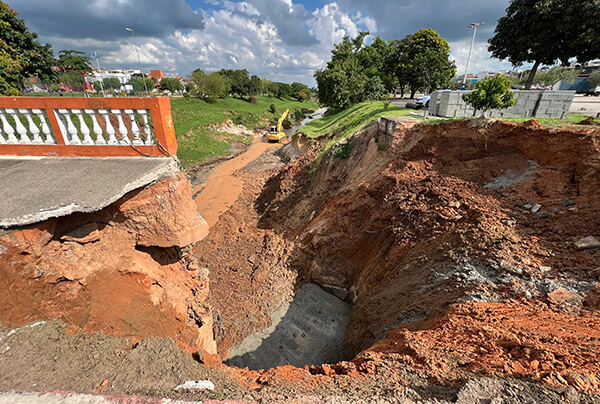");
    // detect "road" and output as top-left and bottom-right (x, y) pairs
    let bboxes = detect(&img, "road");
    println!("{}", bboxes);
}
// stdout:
(392, 95), (600, 117)
(570, 95), (600, 115)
